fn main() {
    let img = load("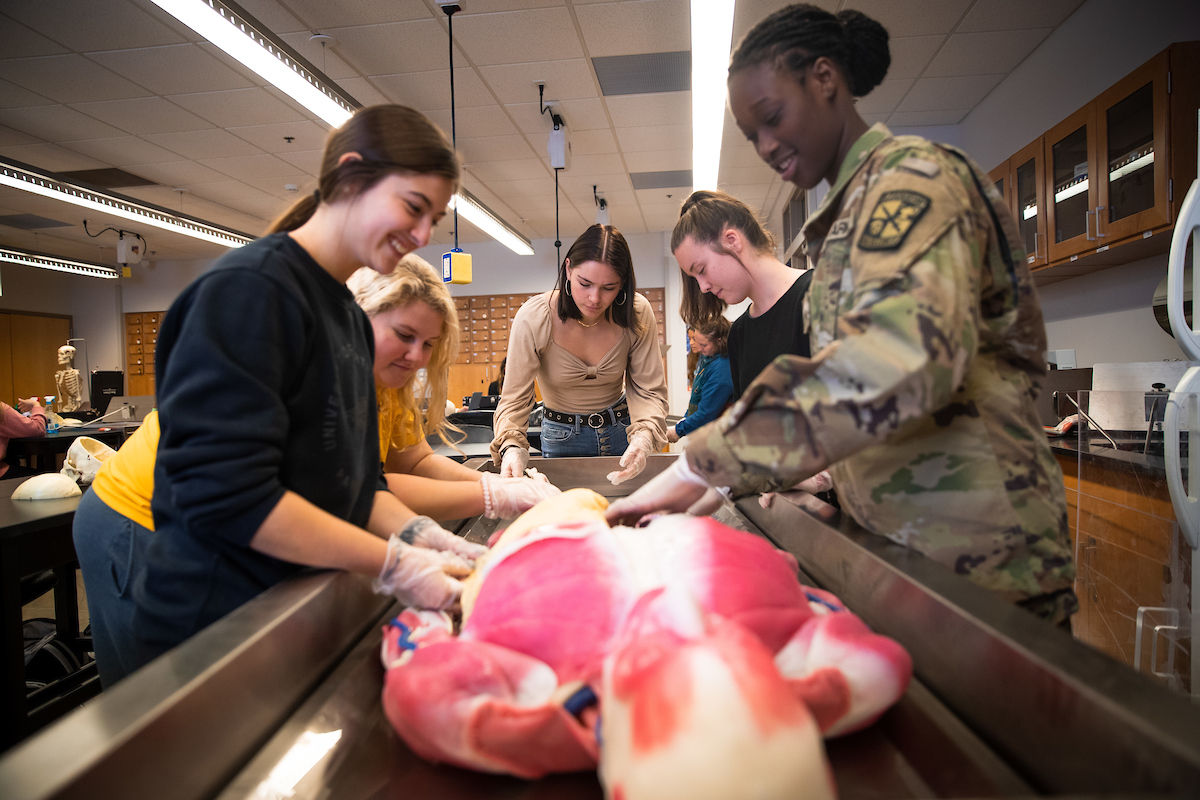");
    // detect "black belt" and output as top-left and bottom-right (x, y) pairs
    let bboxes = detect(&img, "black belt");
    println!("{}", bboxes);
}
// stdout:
(543, 403), (630, 429)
